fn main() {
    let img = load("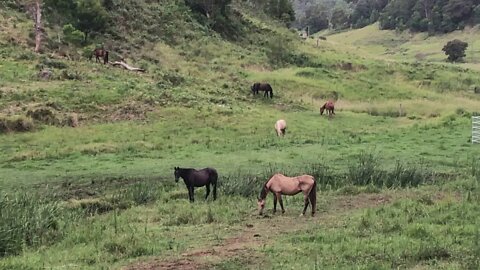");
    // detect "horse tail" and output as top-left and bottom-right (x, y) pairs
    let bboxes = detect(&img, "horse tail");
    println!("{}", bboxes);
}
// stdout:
(104, 50), (109, 64)
(308, 178), (317, 215)
(210, 168), (218, 200)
